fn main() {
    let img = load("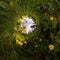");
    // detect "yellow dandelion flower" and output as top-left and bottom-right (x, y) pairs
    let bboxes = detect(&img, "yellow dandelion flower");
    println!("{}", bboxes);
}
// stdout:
(50, 16), (54, 21)
(49, 44), (55, 51)
(18, 41), (23, 46)
(16, 40), (23, 46)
